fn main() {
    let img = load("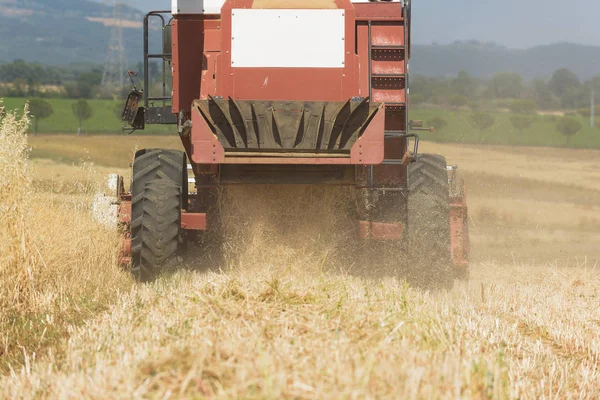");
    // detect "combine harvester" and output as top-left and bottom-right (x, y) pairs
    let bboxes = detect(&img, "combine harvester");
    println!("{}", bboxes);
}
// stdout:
(113, 0), (469, 287)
